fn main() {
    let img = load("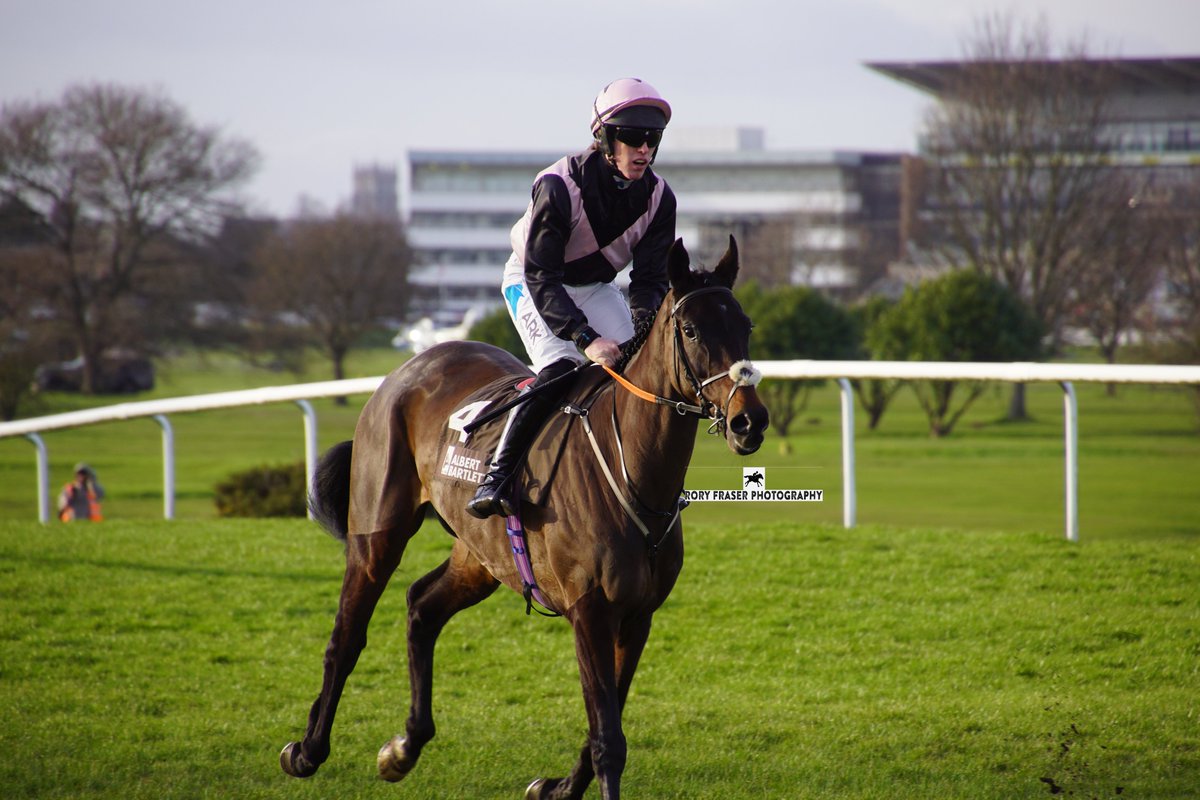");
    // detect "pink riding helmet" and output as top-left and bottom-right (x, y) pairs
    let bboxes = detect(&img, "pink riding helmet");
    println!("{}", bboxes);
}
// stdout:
(590, 78), (672, 136)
